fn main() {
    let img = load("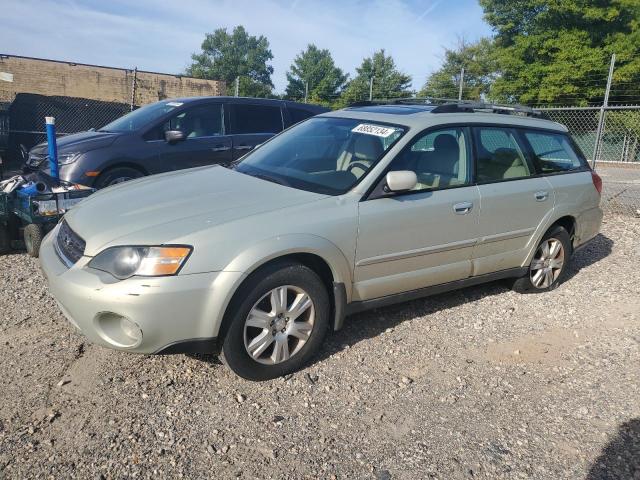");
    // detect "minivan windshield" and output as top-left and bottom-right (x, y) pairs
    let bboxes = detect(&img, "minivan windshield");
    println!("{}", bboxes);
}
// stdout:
(99, 100), (184, 132)
(235, 117), (405, 195)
